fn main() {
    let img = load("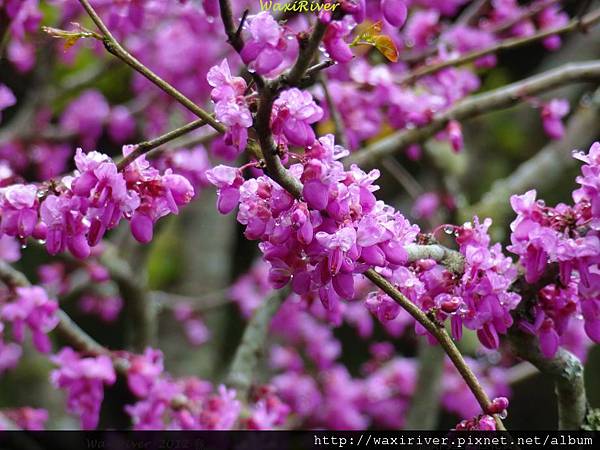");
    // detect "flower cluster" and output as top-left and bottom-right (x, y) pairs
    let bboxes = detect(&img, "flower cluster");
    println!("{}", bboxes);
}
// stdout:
(0, 286), (59, 354)
(0, 407), (48, 430)
(208, 60), (253, 152)
(508, 142), (600, 357)
(208, 134), (420, 314)
(50, 348), (116, 430)
(124, 348), (288, 429)
(0, 147), (194, 258)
